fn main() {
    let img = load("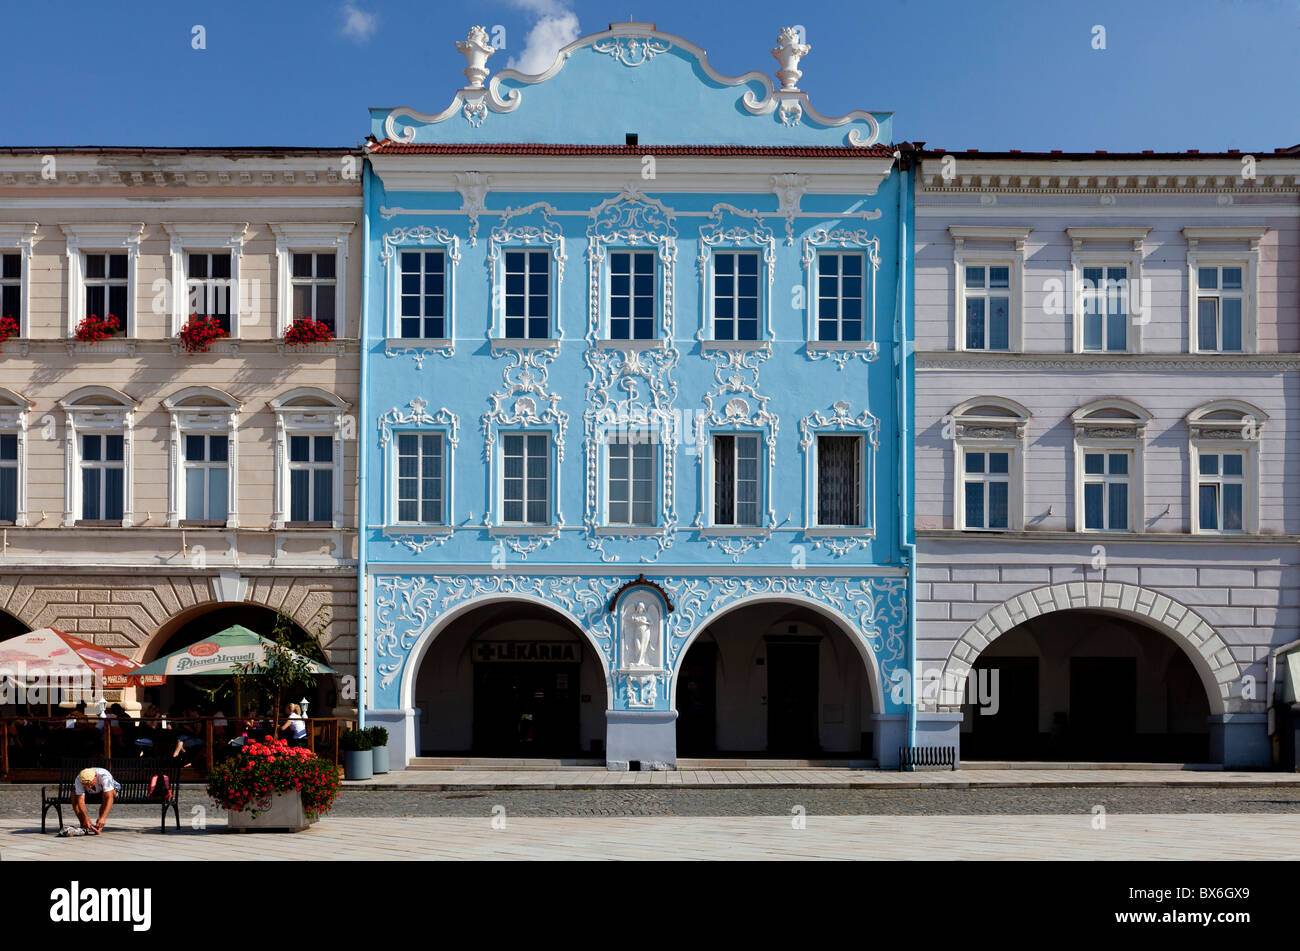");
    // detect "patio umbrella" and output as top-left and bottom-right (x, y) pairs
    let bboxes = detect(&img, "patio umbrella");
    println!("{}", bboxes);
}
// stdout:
(0, 627), (142, 713)
(125, 625), (334, 716)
